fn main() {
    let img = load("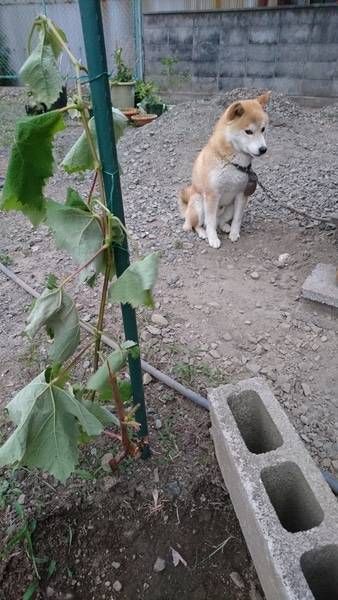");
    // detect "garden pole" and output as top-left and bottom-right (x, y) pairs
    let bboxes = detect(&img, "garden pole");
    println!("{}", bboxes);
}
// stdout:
(78, 0), (150, 457)
(132, 0), (144, 80)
